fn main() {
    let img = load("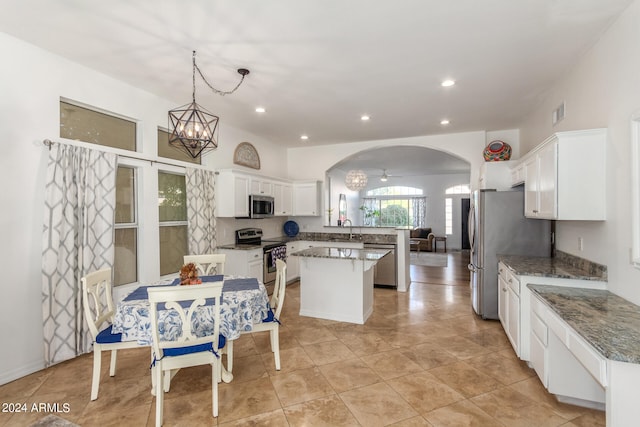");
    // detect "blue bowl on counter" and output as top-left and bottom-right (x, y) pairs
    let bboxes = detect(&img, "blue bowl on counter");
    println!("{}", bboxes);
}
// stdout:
(284, 220), (299, 237)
